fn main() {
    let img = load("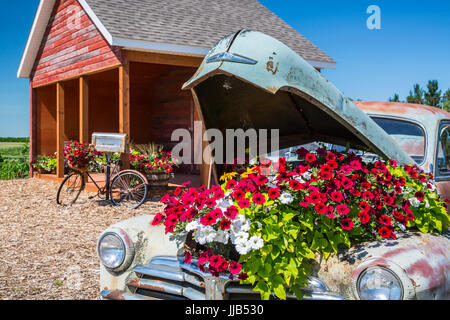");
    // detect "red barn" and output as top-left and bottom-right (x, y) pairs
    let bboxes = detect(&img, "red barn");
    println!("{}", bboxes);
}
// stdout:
(18, 0), (335, 185)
